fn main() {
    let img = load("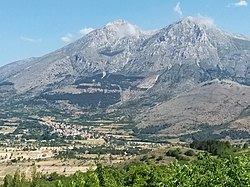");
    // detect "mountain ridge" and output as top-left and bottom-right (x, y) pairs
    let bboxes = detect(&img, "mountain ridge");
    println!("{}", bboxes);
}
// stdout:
(0, 16), (250, 140)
